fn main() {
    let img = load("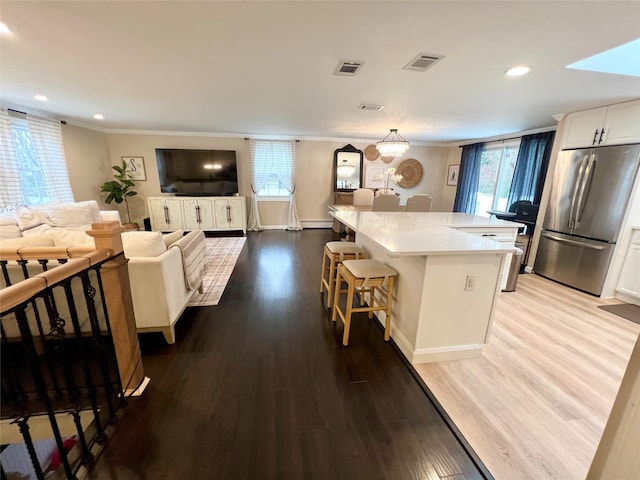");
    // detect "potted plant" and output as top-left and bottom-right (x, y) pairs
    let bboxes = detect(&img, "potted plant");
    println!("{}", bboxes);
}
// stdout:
(100, 159), (138, 226)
